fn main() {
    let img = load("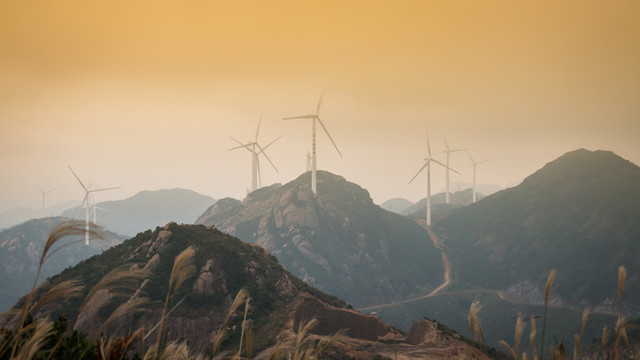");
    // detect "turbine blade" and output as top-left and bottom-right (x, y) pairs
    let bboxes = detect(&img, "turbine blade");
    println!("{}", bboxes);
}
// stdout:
(255, 113), (262, 142)
(432, 158), (461, 174)
(256, 144), (279, 173)
(466, 150), (476, 164)
(316, 116), (343, 157)
(316, 93), (324, 114)
(477, 159), (493, 165)
(88, 186), (120, 193)
(228, 137), (254, 152)
(443, 136), (450, 151)
(426, 127), (432, 158)
(80, 193), (89, 208)
(68, 165), (87, 190)
(261, 135), (282, 151)
(409, 161), (429, 184)
(283, 115), (315, 120)
(257, 158), (262, 188)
